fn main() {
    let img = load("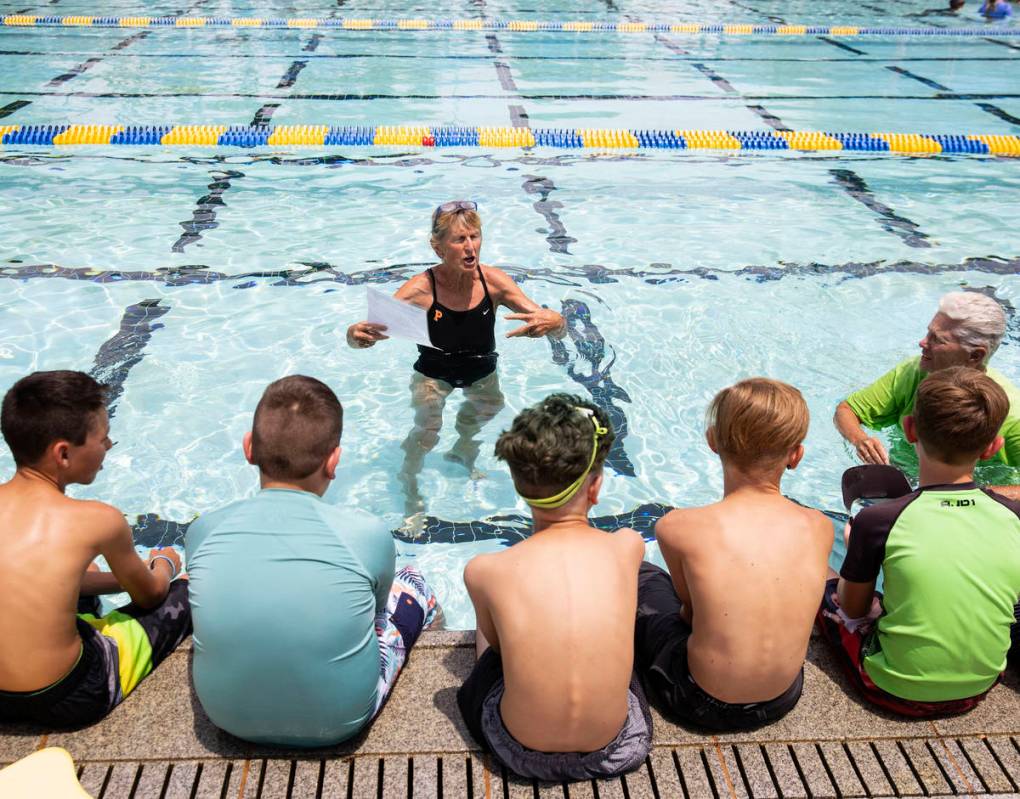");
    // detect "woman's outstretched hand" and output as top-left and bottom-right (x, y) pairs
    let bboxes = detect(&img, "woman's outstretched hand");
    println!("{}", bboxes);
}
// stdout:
(347, 322), (389, 349)
(505, 308), (566, 339)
